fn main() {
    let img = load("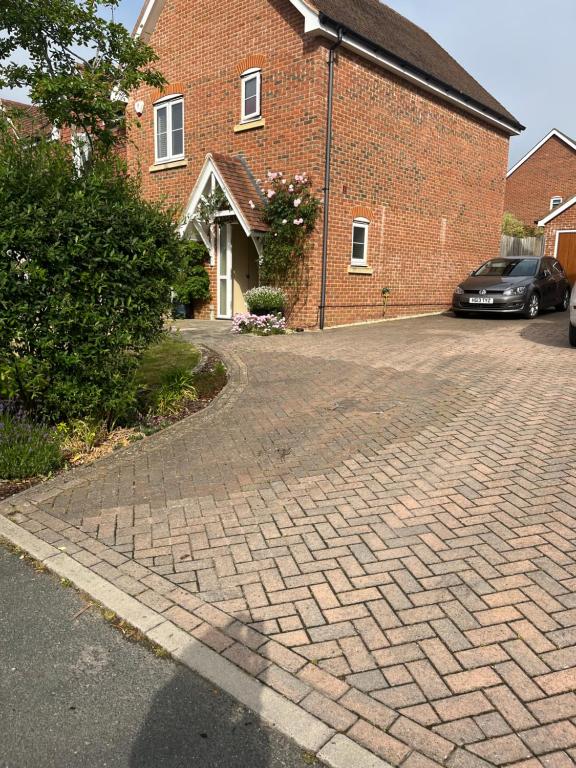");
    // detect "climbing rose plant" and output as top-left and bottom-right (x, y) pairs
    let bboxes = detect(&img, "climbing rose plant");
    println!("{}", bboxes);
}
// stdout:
(251, 172), (320, 285)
